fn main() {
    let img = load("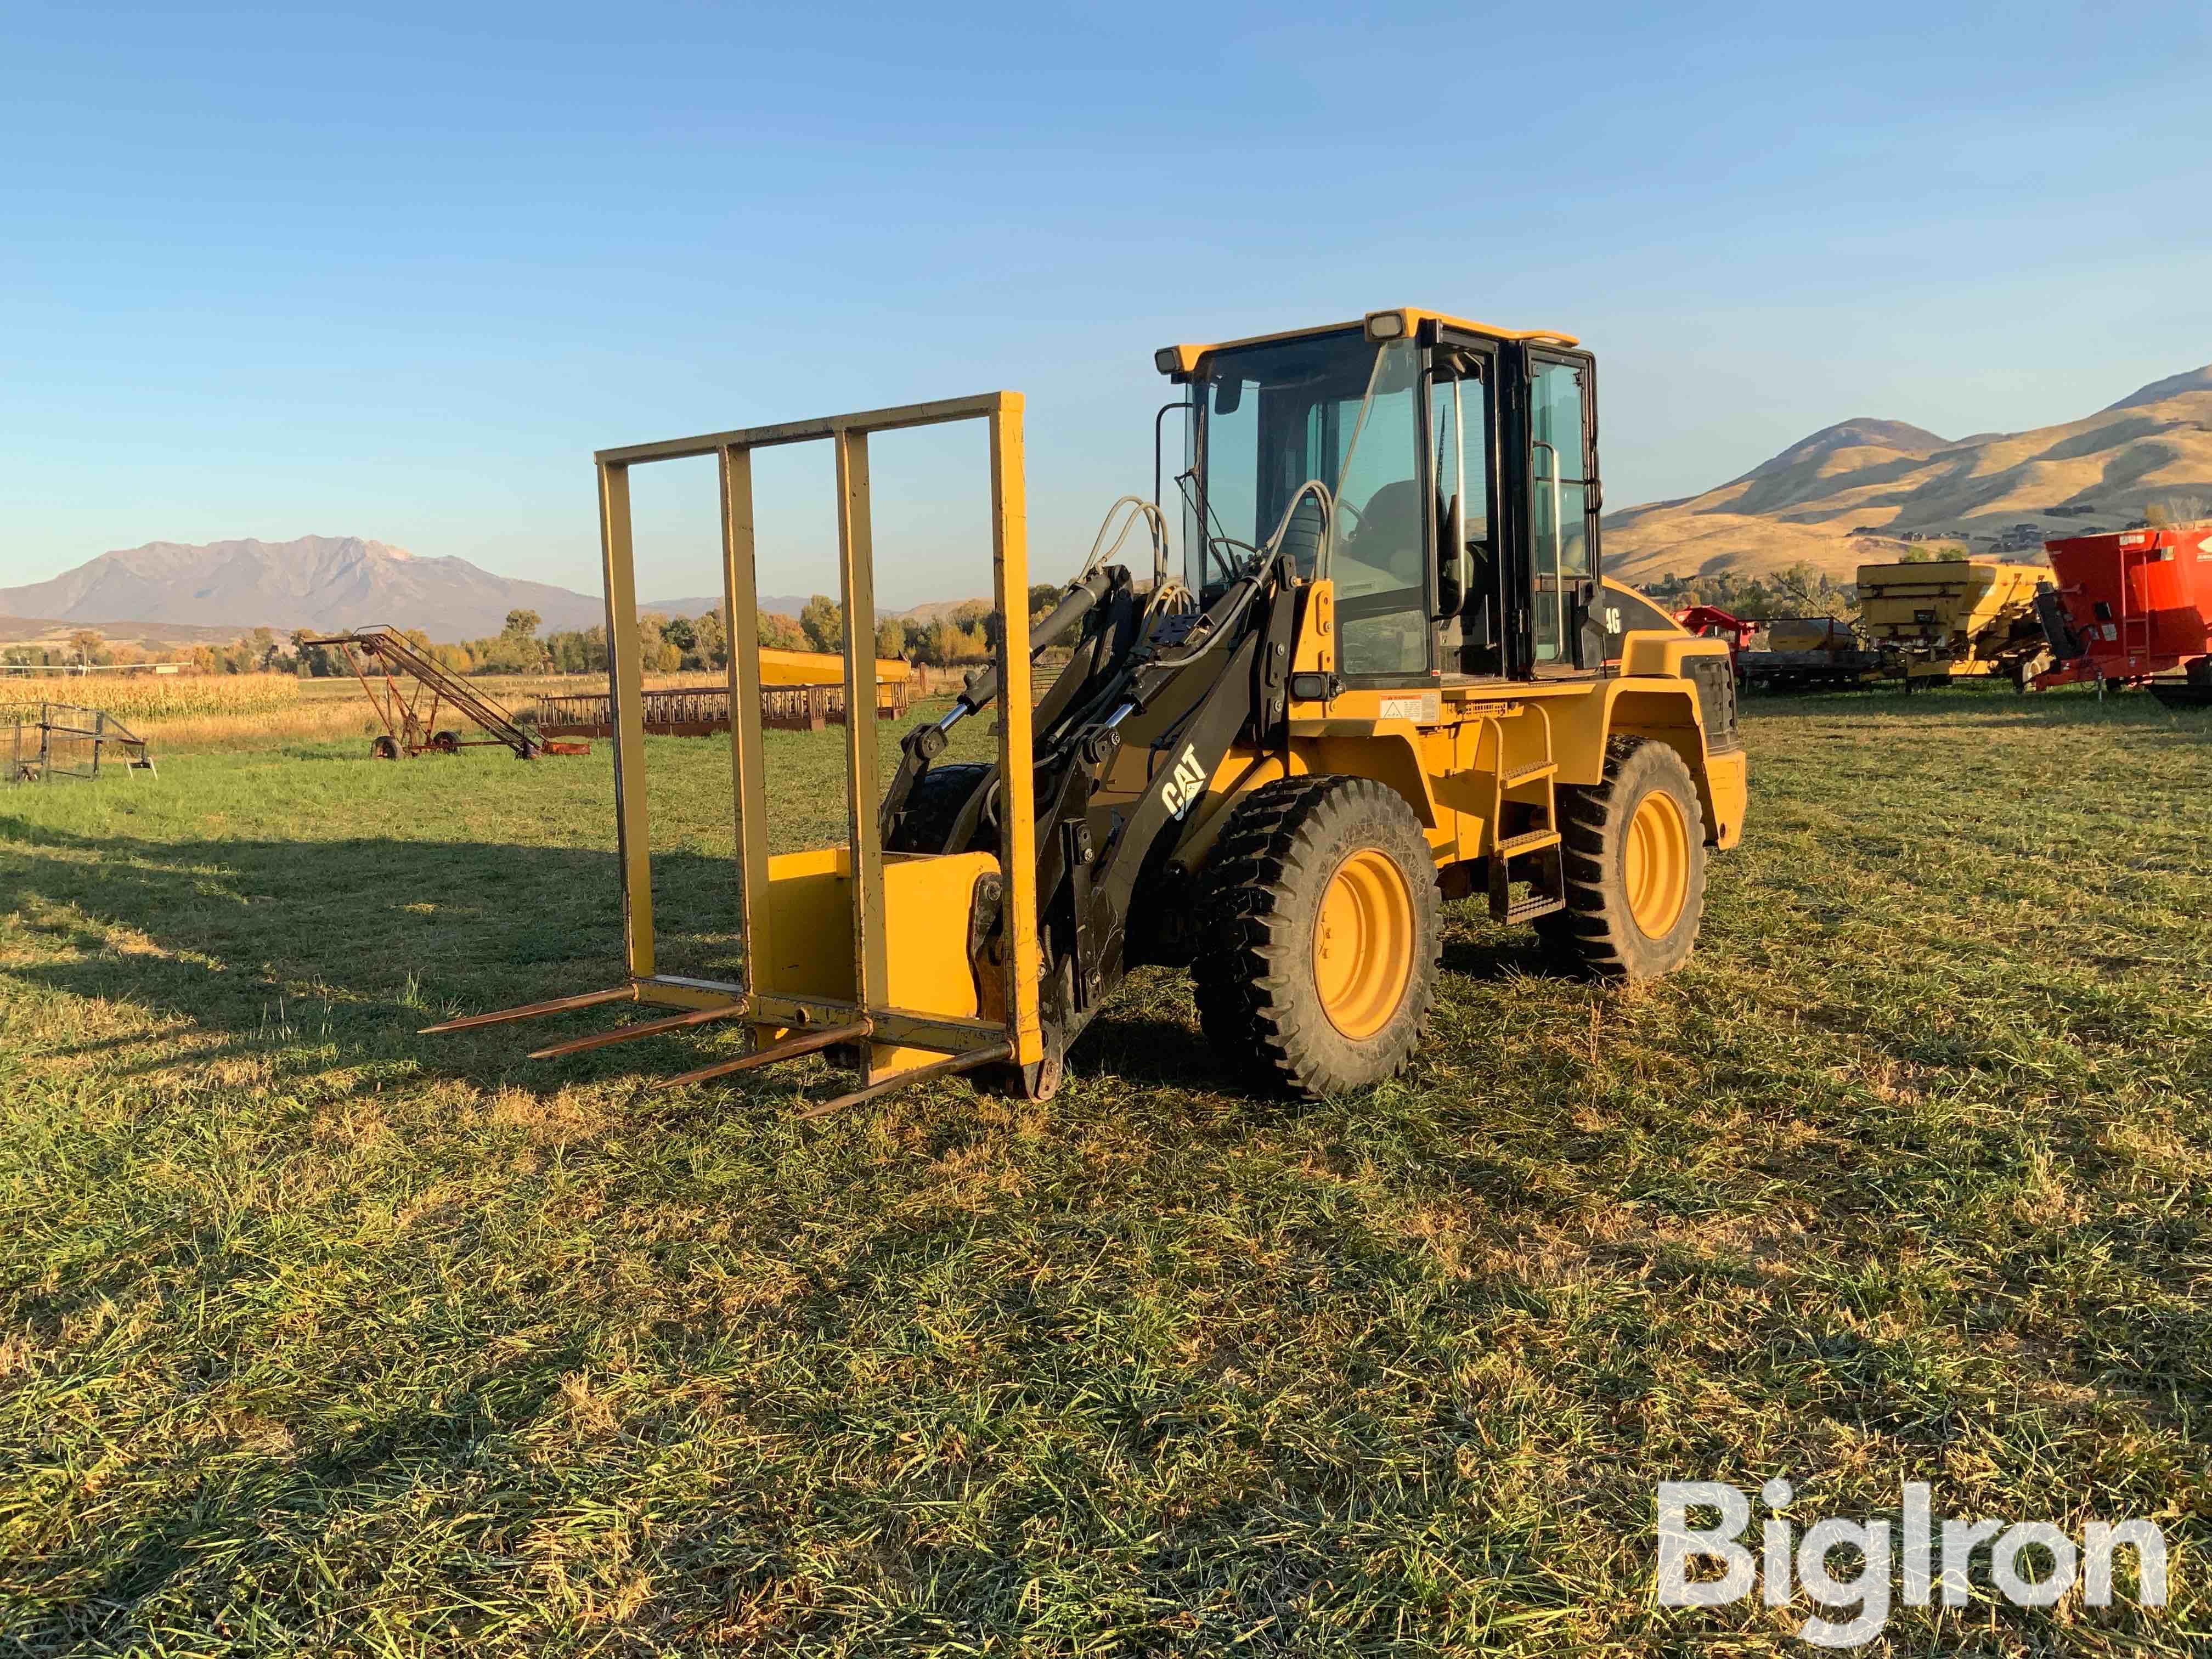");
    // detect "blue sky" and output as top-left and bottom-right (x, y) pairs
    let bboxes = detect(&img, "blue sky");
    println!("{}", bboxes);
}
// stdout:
(4, 1), (2208, 608)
